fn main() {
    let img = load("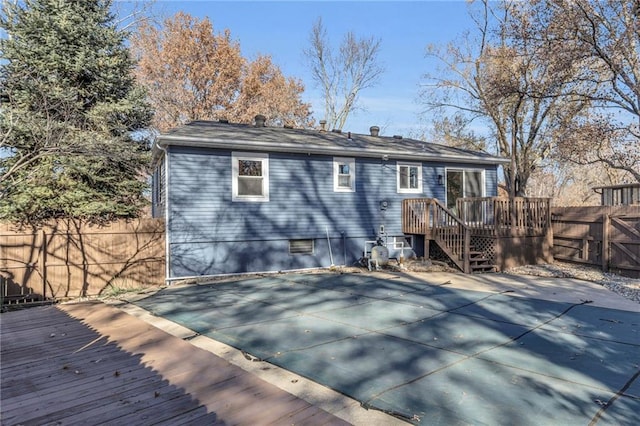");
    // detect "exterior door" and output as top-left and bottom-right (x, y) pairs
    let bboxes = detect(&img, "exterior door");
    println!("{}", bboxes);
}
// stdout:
(446, 169), (484, 217)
